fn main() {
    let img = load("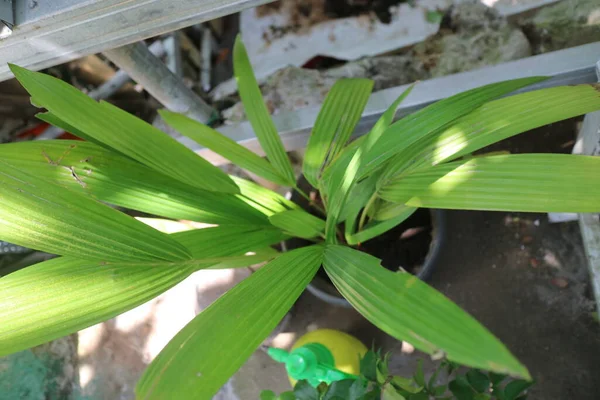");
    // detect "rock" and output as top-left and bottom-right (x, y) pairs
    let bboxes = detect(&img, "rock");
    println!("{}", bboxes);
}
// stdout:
(325, 55), (429, 92)
(412, 1), (531, 77)
(449, 0), (506, 31)
(222, 55), (428, 123)
(504, 215), (520, 226)
(523, 0), (600, 53)
(551, 277), (569, 289)
(543, 249), (562, 269)
(222, 67), (336, 124)
(0, 335), (80, 400)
